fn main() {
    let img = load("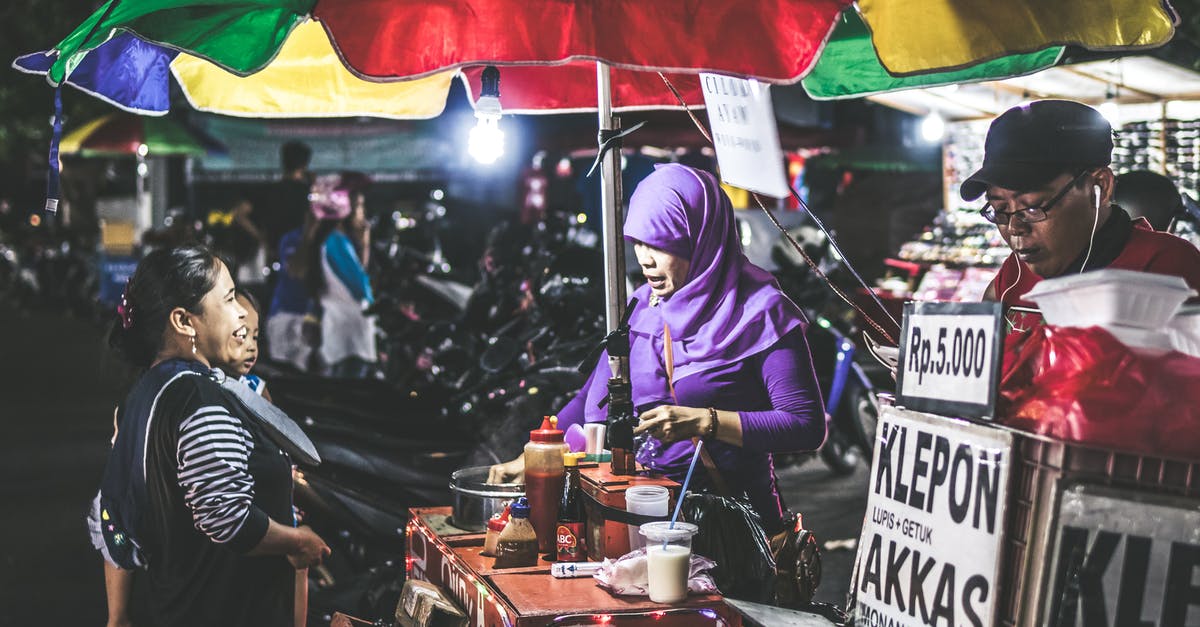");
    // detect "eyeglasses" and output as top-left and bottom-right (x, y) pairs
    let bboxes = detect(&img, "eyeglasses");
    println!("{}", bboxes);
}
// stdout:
(980, 171), (1087, 226)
